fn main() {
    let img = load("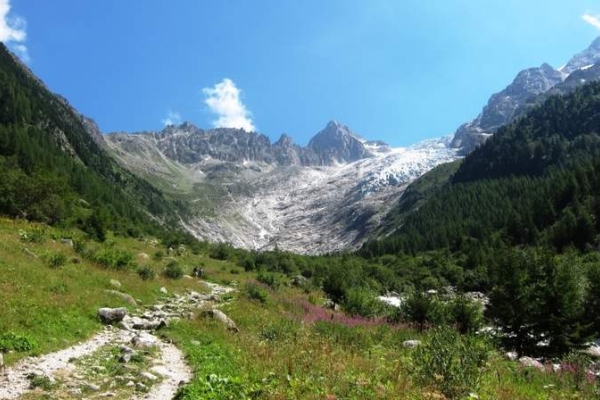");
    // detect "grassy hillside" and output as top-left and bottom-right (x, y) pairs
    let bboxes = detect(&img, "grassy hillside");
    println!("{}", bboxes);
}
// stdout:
(2, 218), (599, 399)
